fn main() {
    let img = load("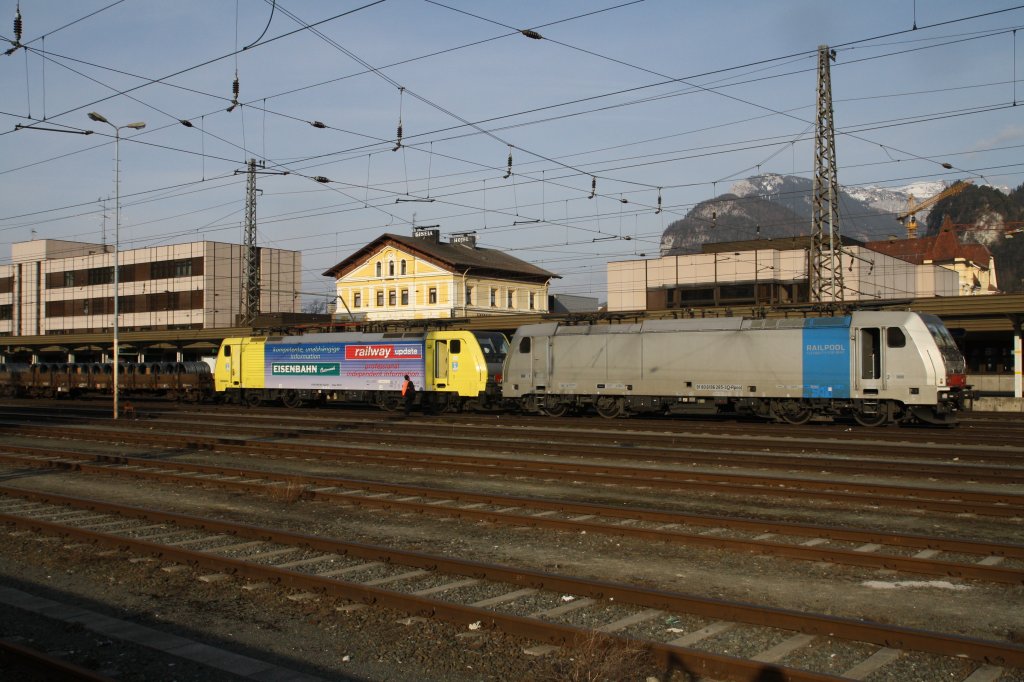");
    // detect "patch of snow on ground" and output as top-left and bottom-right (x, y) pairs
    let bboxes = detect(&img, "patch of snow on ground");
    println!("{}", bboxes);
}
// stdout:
(862, 580), (972, 591)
